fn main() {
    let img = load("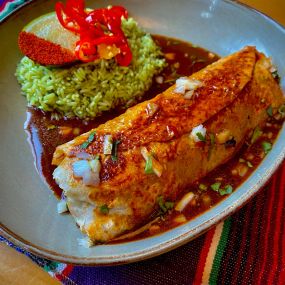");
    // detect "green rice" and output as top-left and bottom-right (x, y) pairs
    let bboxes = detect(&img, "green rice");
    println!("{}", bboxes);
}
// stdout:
(15, 18), (166, 119)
